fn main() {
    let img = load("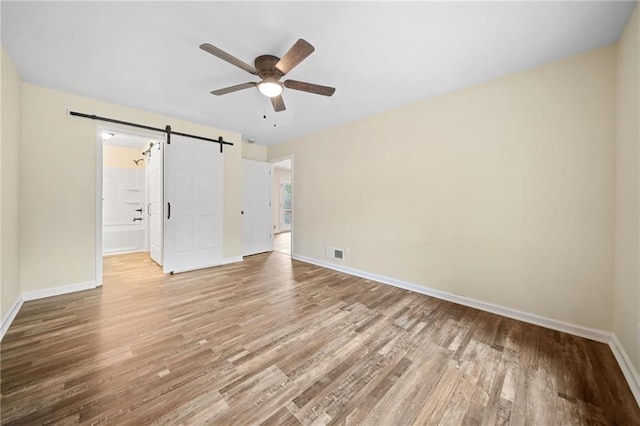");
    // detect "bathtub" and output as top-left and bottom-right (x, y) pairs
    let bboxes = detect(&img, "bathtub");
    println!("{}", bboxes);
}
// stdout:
(103, 224), (146, 255)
